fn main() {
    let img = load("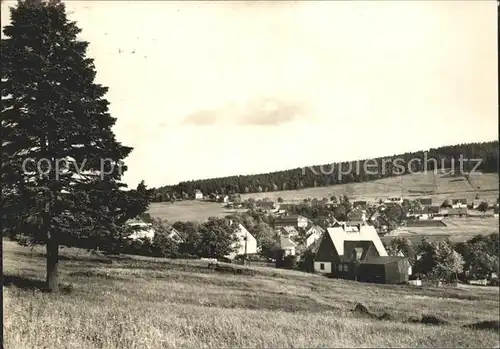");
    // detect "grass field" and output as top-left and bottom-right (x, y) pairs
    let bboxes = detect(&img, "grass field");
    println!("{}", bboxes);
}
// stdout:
(3, 240), (500, 348)
(381, 217), (499, 244)
(239, 172), (499, 203)
(148, 200), (247, 222)
(149, 172), (498, 223)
